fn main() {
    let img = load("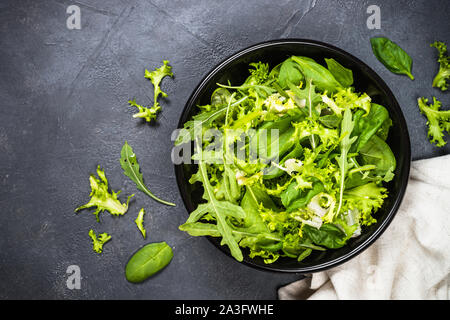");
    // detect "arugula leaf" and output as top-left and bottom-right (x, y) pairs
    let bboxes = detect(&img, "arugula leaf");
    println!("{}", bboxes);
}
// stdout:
(135, 208), (147, 239)
(89, 229), (112, 253)
(144, 60), (174, 109)
(370, 37), (414, 80)
(417, 97), (450, 147)
(430, 41), (449, 91)
(120, 141), (175, 206)
(334, 107), (358, 219)
(75, 165), (134, 222)
(325, 58), (354, 87)
(180, 159), (246, 261)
